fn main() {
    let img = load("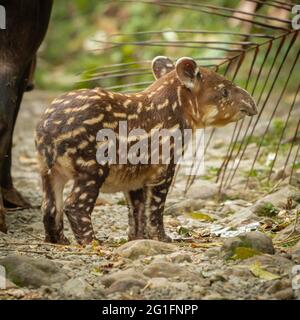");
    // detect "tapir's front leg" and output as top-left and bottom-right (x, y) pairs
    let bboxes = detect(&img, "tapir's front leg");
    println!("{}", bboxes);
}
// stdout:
(143, 165), (176, 242)
(0, 69), (31, 210)
(125, 189), (146, 240)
